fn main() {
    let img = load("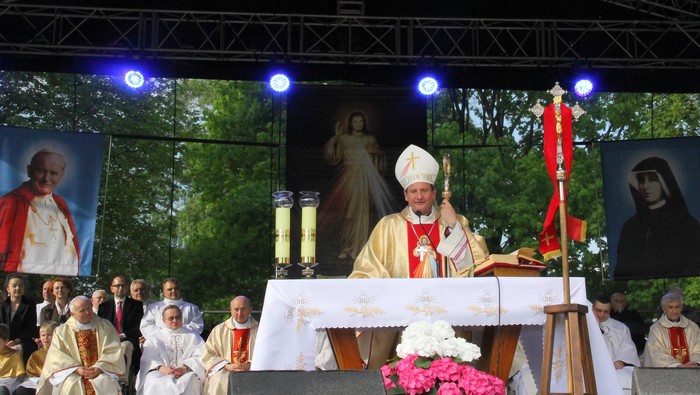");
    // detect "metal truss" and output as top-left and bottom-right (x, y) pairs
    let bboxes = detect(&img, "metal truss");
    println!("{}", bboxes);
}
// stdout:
(601, 0), (700, 20)
(0, 4), (699, 74)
